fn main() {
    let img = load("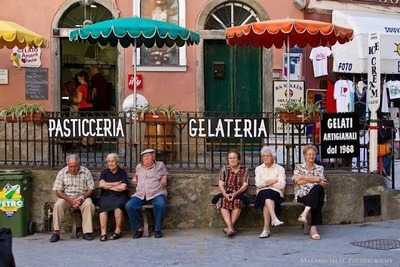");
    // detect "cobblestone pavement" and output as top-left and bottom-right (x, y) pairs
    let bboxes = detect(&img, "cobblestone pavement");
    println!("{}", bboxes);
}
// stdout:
(13, 219), (400, 267)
